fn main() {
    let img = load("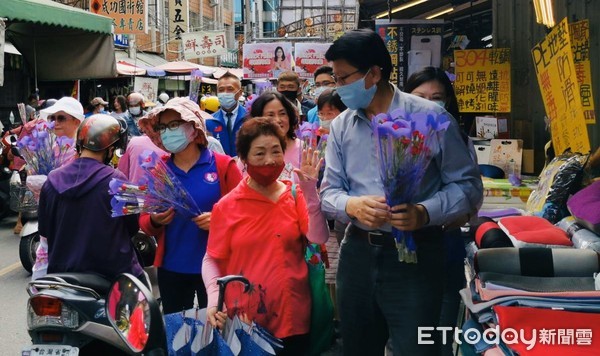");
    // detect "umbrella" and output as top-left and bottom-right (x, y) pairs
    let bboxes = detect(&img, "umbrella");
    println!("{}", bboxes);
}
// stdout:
(163, 275), (282, 356)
